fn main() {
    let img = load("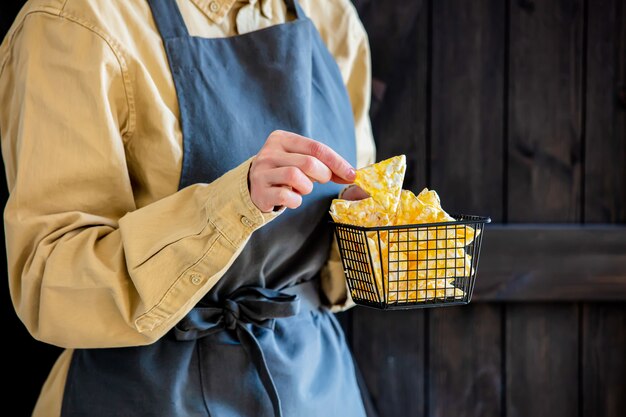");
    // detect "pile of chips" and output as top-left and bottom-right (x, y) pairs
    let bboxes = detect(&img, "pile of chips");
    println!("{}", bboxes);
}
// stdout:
(329, 155), (479, 303)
